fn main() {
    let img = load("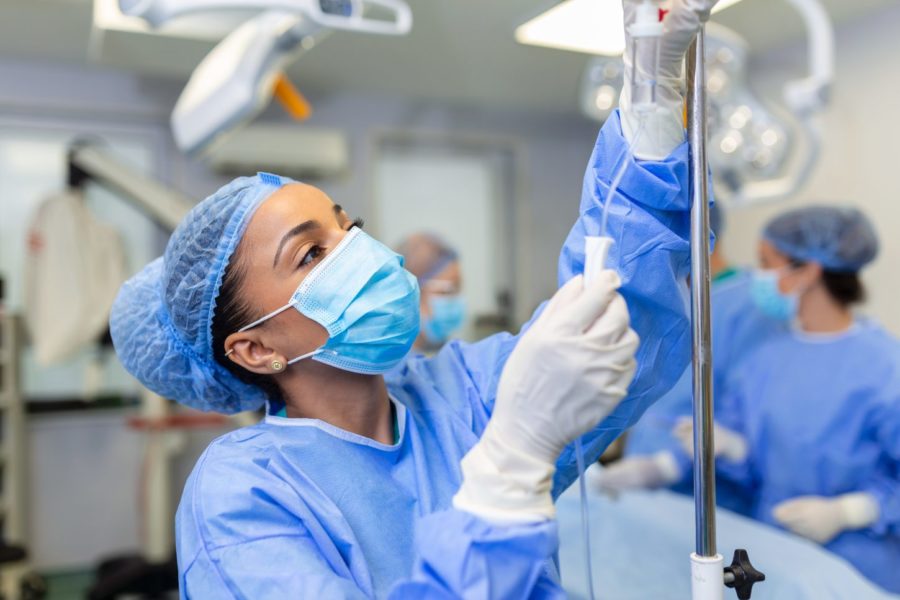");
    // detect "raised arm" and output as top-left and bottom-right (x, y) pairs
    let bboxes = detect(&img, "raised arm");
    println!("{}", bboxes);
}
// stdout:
(399, 0), (717, 496)
(551, 0), (721, 493)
